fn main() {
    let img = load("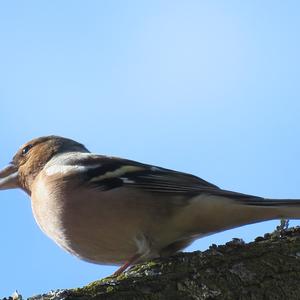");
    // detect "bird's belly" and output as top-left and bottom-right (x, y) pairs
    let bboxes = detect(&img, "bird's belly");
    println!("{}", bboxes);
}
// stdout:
(31, 181), (160, 265)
